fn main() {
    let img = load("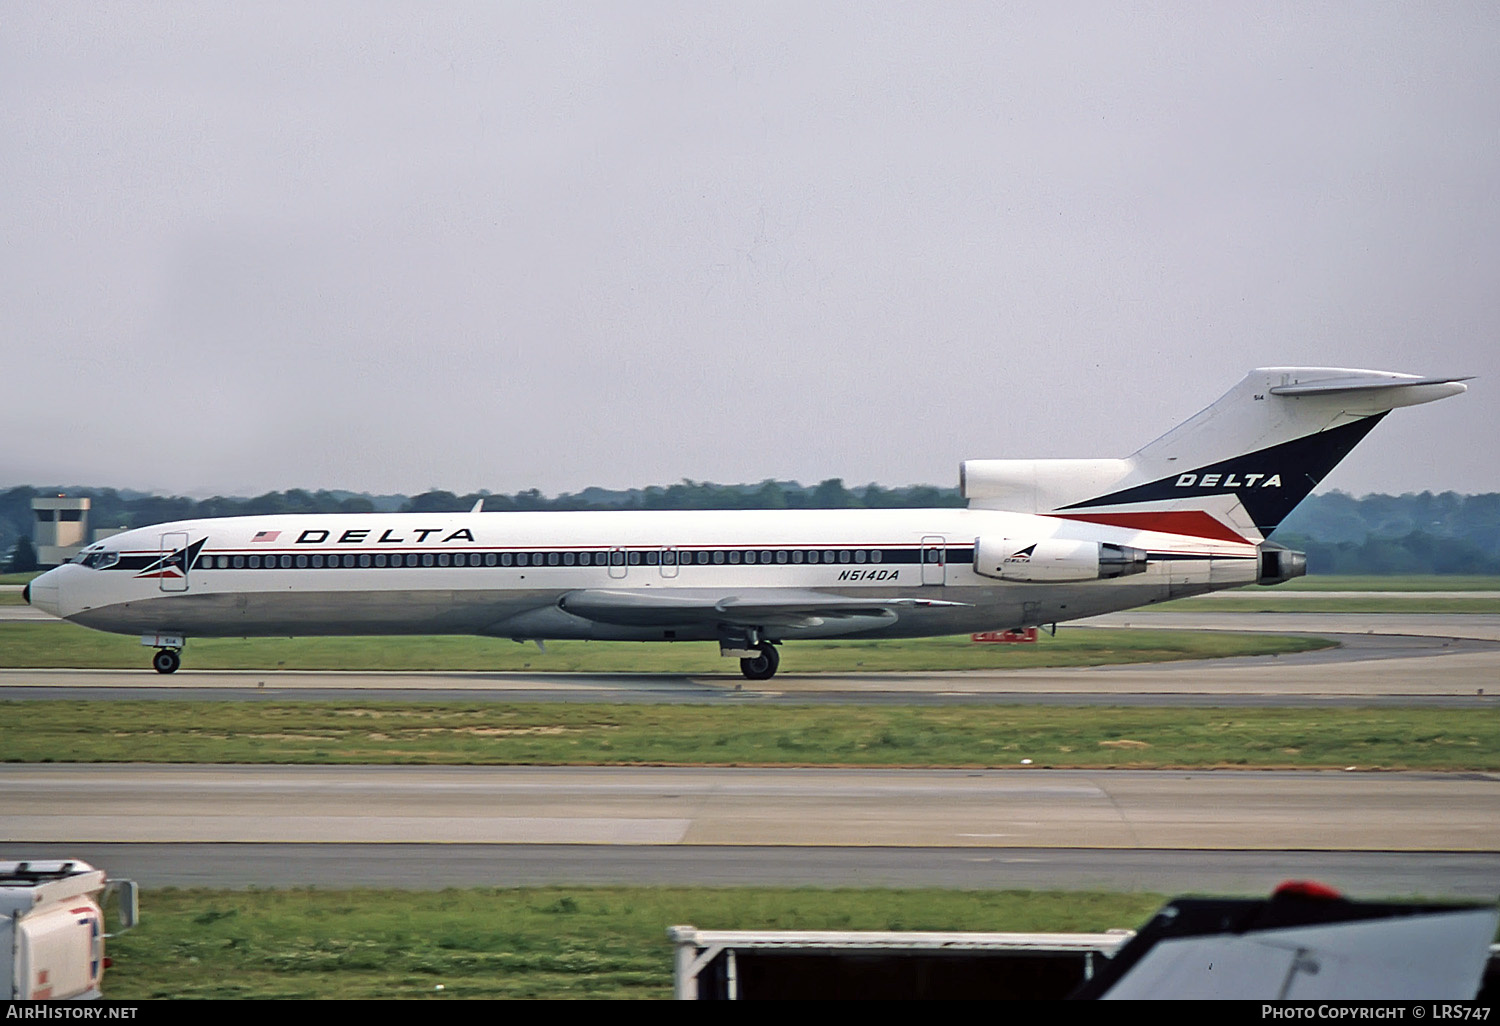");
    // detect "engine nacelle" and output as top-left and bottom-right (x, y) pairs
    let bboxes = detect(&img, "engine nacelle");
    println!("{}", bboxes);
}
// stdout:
(974, 537), (1149, 583)
(1256, 541), (1308, 585)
